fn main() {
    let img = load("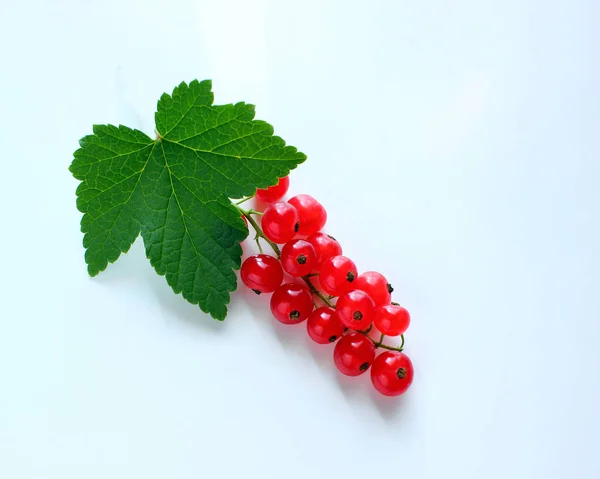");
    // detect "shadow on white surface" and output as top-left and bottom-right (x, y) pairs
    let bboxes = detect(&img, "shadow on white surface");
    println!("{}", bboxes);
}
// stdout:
(240, 286), (413, 420)
(92, 238), (227, 335)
